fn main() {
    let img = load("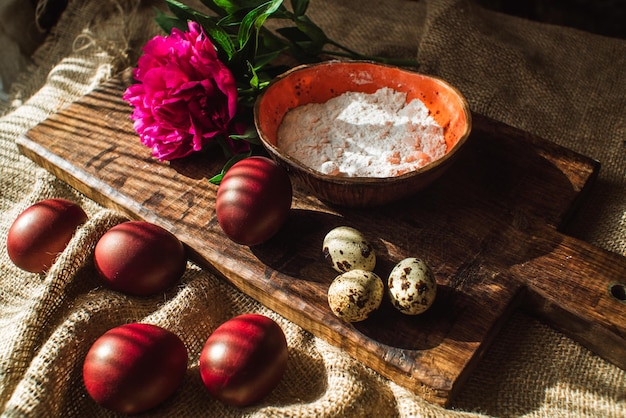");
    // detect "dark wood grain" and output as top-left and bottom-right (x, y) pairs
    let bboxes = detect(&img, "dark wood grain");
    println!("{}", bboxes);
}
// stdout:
(17, 71), (626, 406)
